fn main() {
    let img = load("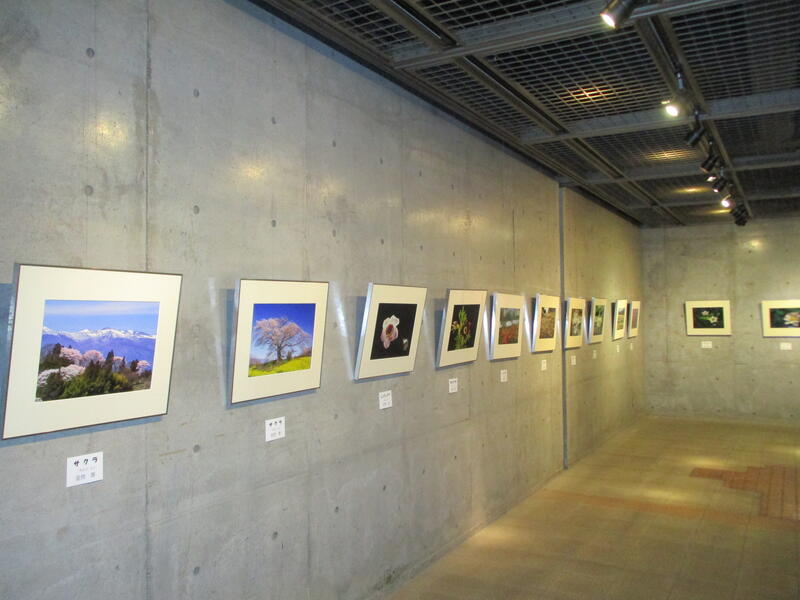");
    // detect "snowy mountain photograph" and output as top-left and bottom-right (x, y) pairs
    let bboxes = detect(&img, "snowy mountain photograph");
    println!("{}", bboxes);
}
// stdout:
(37, 300), (161, 401)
